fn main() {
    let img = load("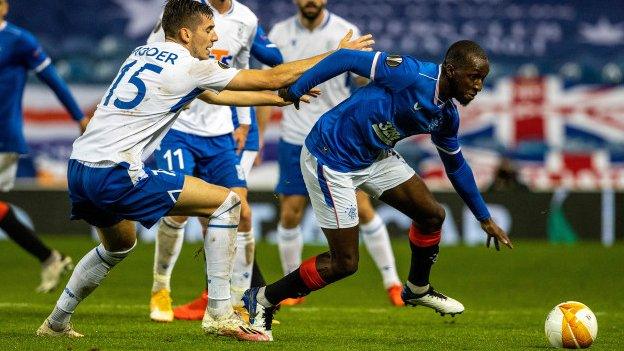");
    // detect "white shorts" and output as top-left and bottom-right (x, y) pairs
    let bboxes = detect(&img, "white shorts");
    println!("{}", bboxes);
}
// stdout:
(240, 150), (258, 180)
(301, 145), (415, 229)
(0, 153), (19, 192)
